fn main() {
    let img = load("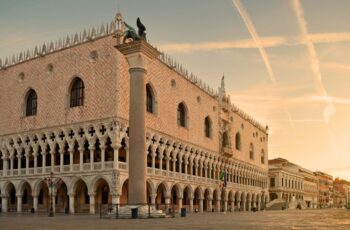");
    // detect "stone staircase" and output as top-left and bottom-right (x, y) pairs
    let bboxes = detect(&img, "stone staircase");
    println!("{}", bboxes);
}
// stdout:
(266, 199), (287, 211)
